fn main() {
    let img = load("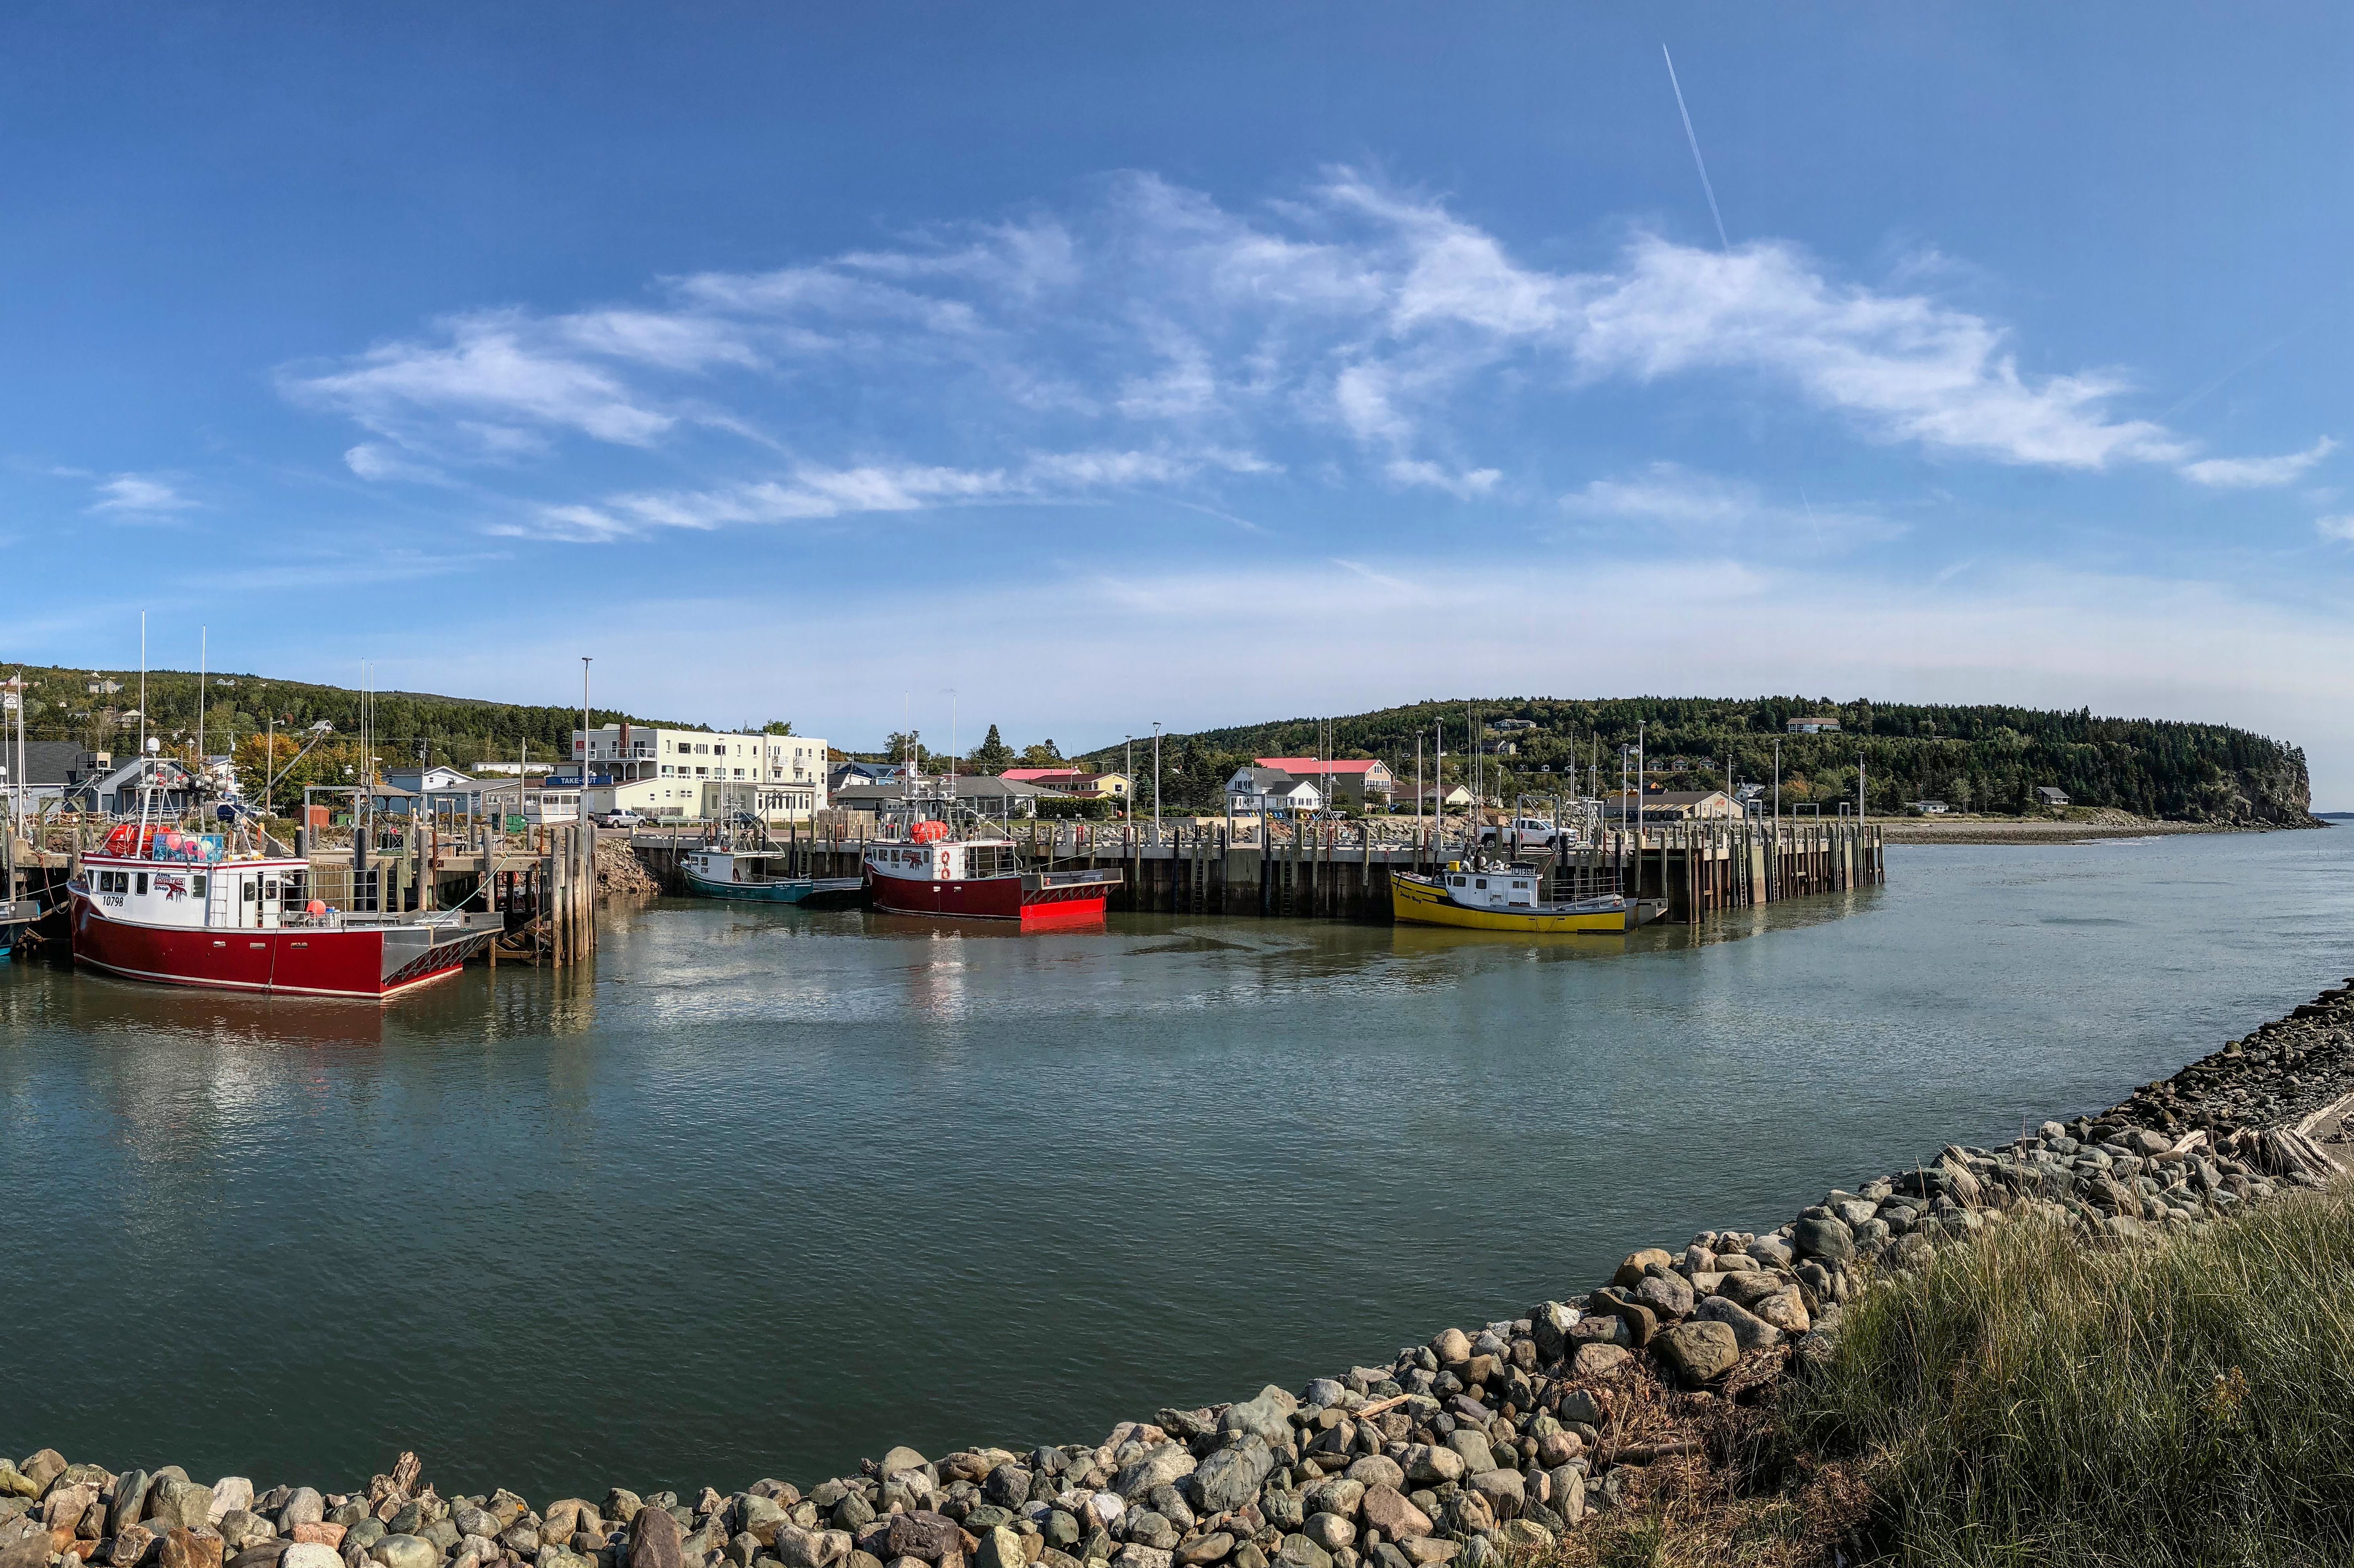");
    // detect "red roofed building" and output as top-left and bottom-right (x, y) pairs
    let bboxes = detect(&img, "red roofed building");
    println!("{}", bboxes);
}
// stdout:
(999, 767), (1082, 783)
(1252, 757), (1395, 809)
